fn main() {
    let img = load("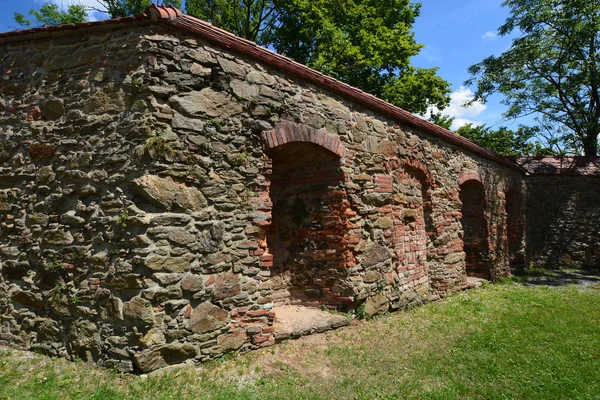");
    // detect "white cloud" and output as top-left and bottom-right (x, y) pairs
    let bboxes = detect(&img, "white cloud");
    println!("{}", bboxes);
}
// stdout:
(446, 86), (486, 118)
(482, 31), (498, 40)
(427, 86), (487, 130)
(452, 118), (483, 130)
